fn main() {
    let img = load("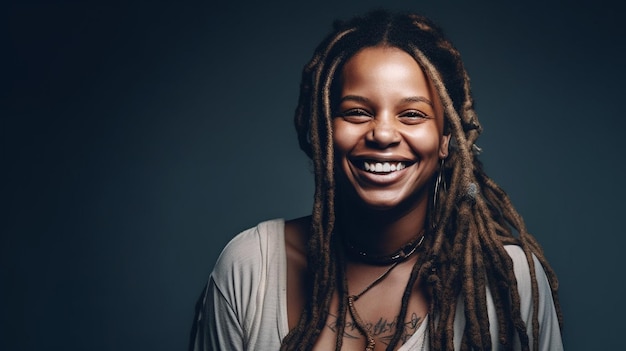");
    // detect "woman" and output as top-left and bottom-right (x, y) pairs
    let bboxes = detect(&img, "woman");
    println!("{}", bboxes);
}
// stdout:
(190, 10), (563, 351)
